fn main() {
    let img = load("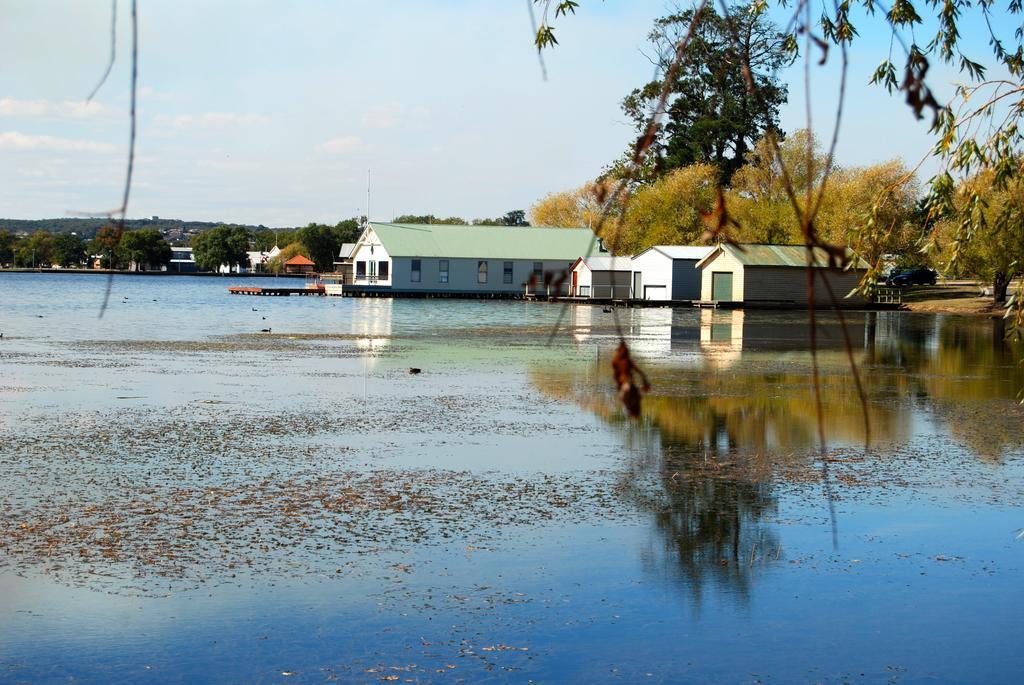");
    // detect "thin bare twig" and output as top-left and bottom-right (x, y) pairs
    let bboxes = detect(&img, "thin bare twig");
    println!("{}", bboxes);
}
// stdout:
(98, 0), (138, 319)
(86, 0), (118, 102)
